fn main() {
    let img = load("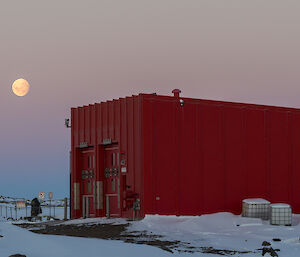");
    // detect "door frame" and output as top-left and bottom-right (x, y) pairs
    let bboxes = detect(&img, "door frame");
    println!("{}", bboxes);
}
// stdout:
(104, 145), (121, 217)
